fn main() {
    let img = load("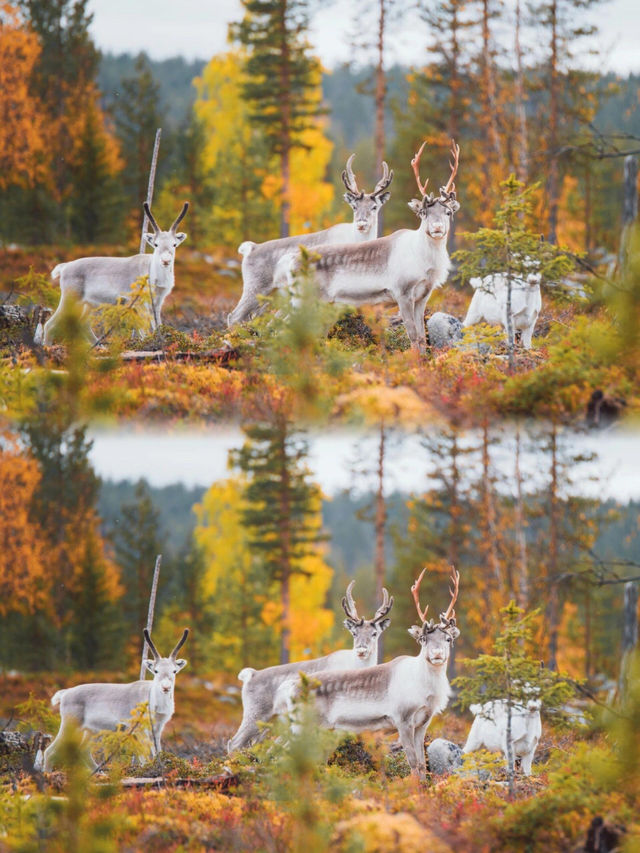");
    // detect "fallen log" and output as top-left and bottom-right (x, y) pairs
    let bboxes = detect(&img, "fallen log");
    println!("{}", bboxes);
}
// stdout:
(119, 773), (239, 791)
(106, 347), (240, 365)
